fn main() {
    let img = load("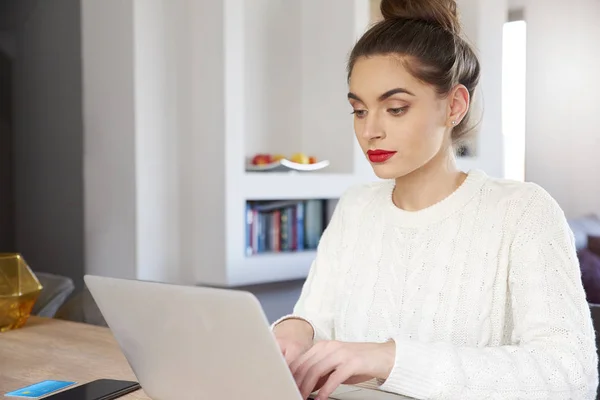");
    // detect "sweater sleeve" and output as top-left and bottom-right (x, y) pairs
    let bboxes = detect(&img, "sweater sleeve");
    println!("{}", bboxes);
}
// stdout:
(378, 185), (599, 399)
(271, 189), (349, 342)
